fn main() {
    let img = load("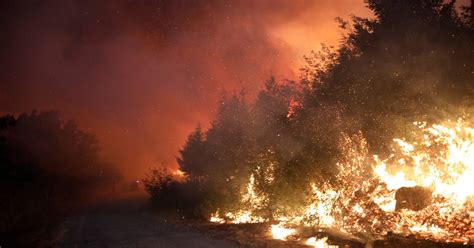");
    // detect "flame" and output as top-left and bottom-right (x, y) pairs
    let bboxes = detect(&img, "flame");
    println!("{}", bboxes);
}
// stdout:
(172, 168), (187, 182)
(172, 169), (185, 177)
(209, 211), (226, 224)
(373, 162), (417, 190)
(209, 172), (269, 224)
(374, 119), (474, 203)
(209, 118), (474, 245)
(286, 98), (302, 118)
(306, 237), (339, 248)
(270, 224), (296, 240)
